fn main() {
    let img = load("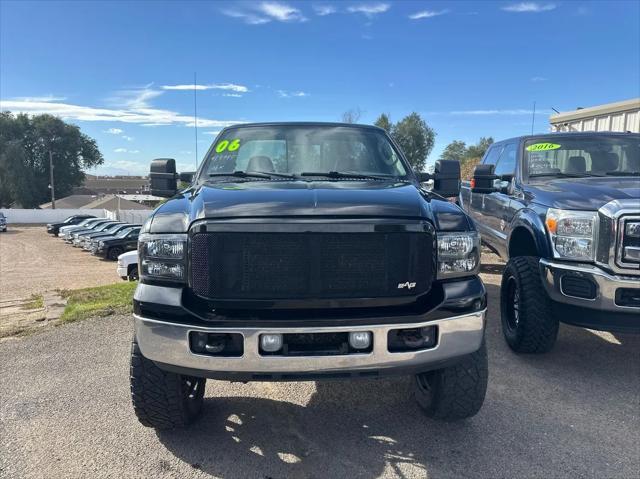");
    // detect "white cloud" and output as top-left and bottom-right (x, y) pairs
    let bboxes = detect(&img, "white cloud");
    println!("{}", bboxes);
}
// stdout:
(313, 4), (336, 16)
(347, 3), (390, 16)
(204, 131), (222, 136)
(114, 148), (140, 154)
(223, 93), (243, 98)
(1, 98), (243, 128)
(531, 76), (547, 82)
(106, 127), (123, 134)
(449, 109), (549, 115)
(162, 83), (249, 93)
(222, 1), (306, 24)
(258, 2), (307, 22)
(12, 95), (66, 102)
(409, 9), (449, 20)
(501, 2), (556, 13)
(121, 135), (134, 141)
(277, 90), (309, 98)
